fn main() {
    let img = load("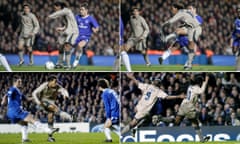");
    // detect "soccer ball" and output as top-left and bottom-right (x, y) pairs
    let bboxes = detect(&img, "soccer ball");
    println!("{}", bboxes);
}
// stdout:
(45, 61), (55, 70)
